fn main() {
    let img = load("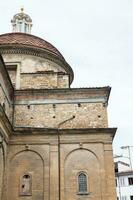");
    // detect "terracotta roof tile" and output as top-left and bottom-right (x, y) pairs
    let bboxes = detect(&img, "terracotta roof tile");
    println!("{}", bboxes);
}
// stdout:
(0, 32), (64, 59)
